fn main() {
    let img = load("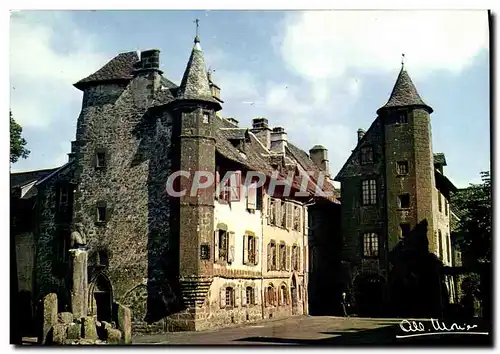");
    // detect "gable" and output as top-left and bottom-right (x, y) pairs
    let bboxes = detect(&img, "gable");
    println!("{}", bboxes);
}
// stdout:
(334, 117), (382, 181)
